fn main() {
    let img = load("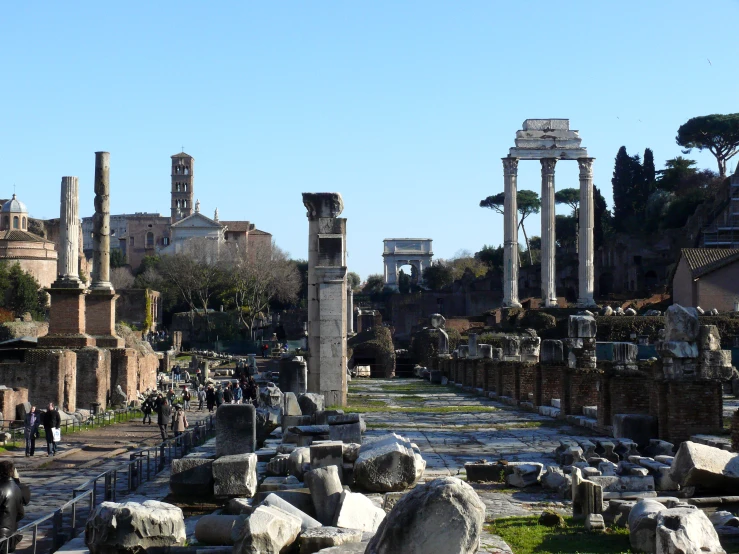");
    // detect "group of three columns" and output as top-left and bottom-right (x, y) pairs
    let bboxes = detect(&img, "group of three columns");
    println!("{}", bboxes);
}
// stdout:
(502, 156), (595, 309)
